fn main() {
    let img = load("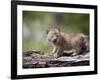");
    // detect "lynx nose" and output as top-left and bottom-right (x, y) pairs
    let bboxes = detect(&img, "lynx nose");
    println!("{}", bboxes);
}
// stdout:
(52, 38), (57, 43)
